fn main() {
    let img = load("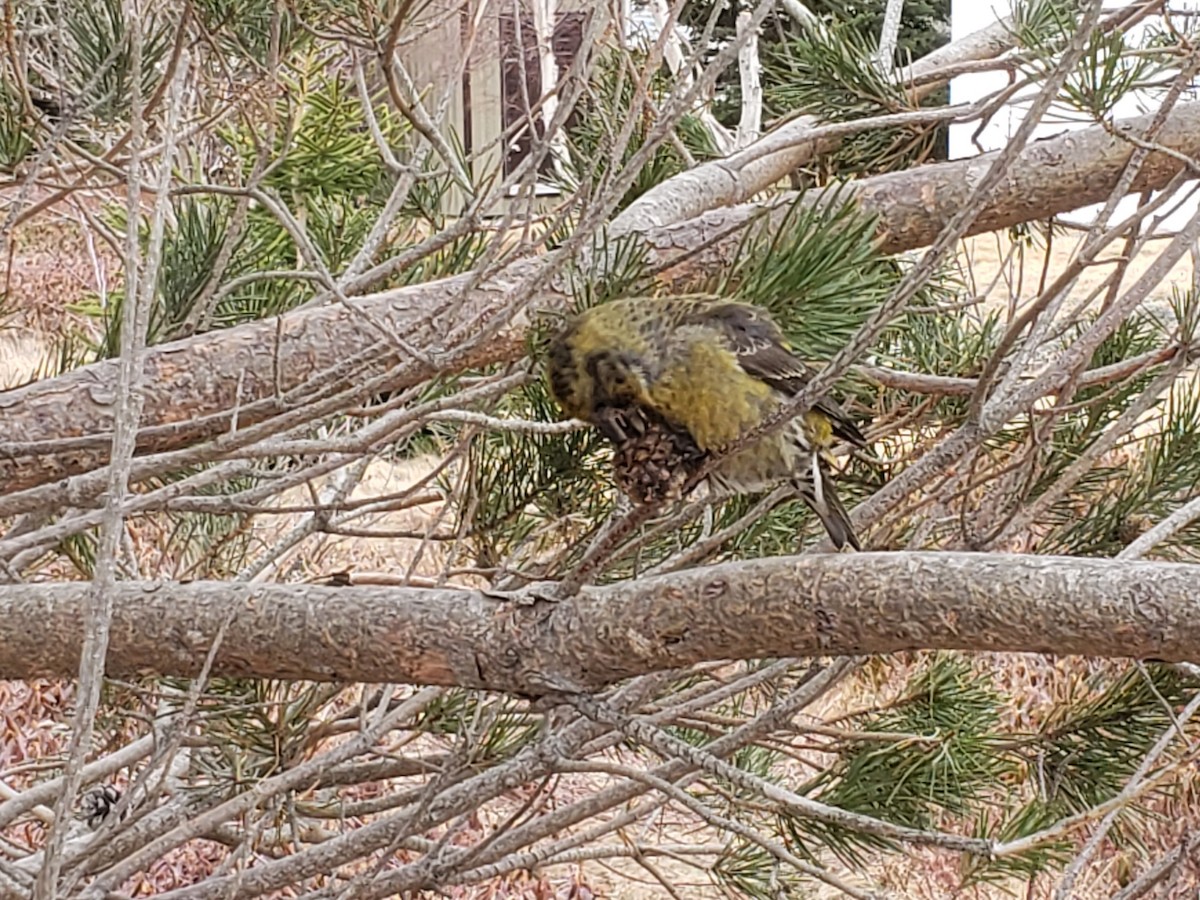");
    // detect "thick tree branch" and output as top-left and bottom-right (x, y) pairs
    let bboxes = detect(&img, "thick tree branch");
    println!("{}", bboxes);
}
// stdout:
(6, 101), (1200, 496)
(661, 100), (1200, 264)
(610, 9), (1020, 233)
(1, 552), (1197, 693)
